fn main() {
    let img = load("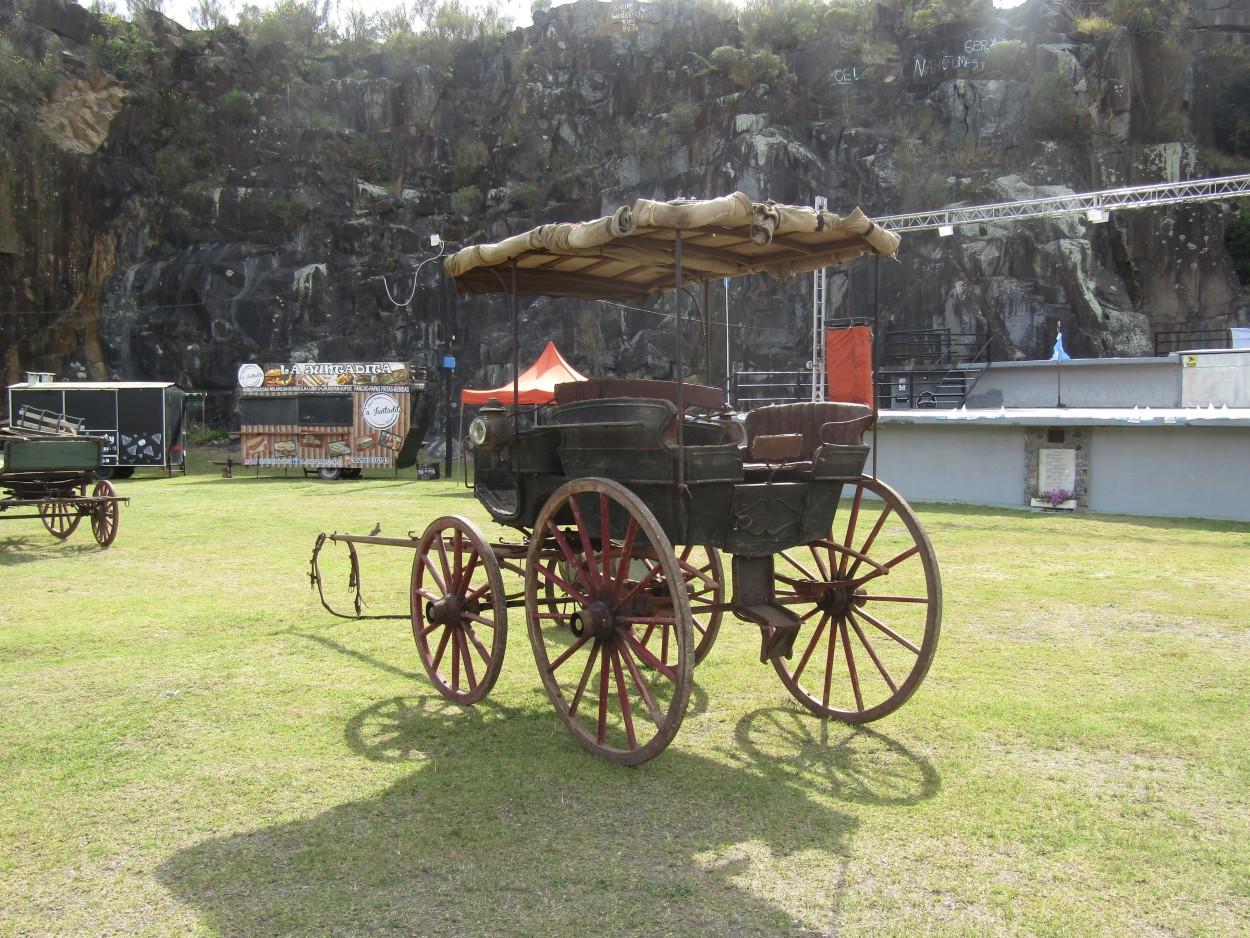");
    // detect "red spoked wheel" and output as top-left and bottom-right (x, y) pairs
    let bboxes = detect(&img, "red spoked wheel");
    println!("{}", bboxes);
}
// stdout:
(525, 478), (693, 765)
(635, 544), (724, 667)
(772, 476), (941, 723)
(411, 515), (507, 704)
(39, 485), (84, 539)
(89, 480), (120, 547)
